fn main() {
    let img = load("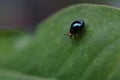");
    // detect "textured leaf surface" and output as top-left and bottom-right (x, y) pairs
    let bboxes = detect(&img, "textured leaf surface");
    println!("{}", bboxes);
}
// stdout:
(0, 4), (120, 80)
(0, 69), (54, 80)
